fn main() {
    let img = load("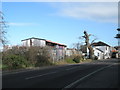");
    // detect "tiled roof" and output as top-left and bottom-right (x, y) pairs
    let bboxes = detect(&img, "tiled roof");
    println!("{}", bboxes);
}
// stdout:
(21, 37), (67, 47)
(46, 40), (67, 47)
(92, 41), (110, 47)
